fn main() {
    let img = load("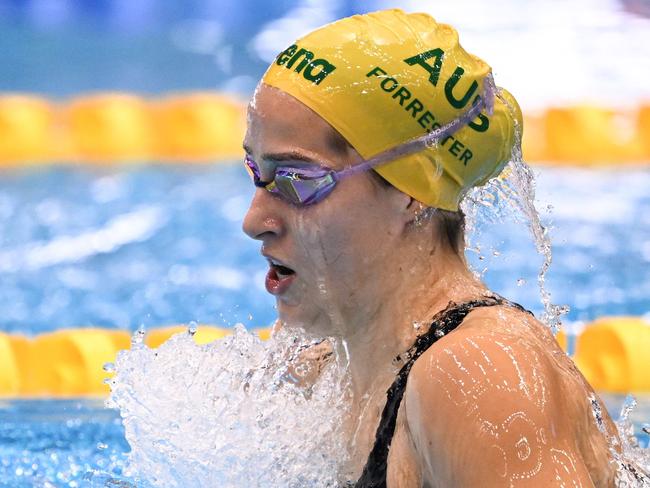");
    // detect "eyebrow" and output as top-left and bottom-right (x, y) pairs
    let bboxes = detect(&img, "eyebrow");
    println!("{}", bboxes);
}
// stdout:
(242, 144), (317, 164)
